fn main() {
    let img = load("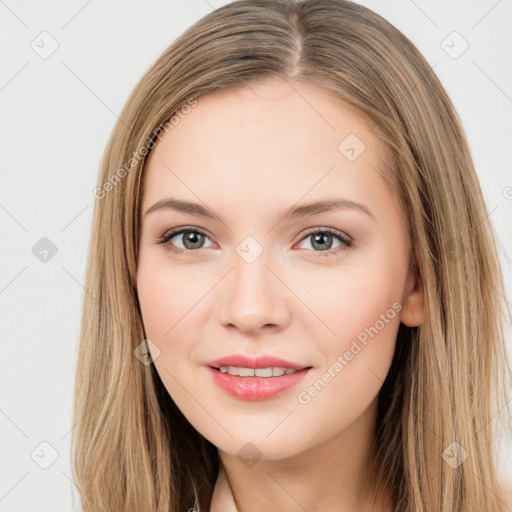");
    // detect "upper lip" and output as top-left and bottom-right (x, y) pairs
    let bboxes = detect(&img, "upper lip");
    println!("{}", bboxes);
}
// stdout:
(205, 354), (311, 370)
